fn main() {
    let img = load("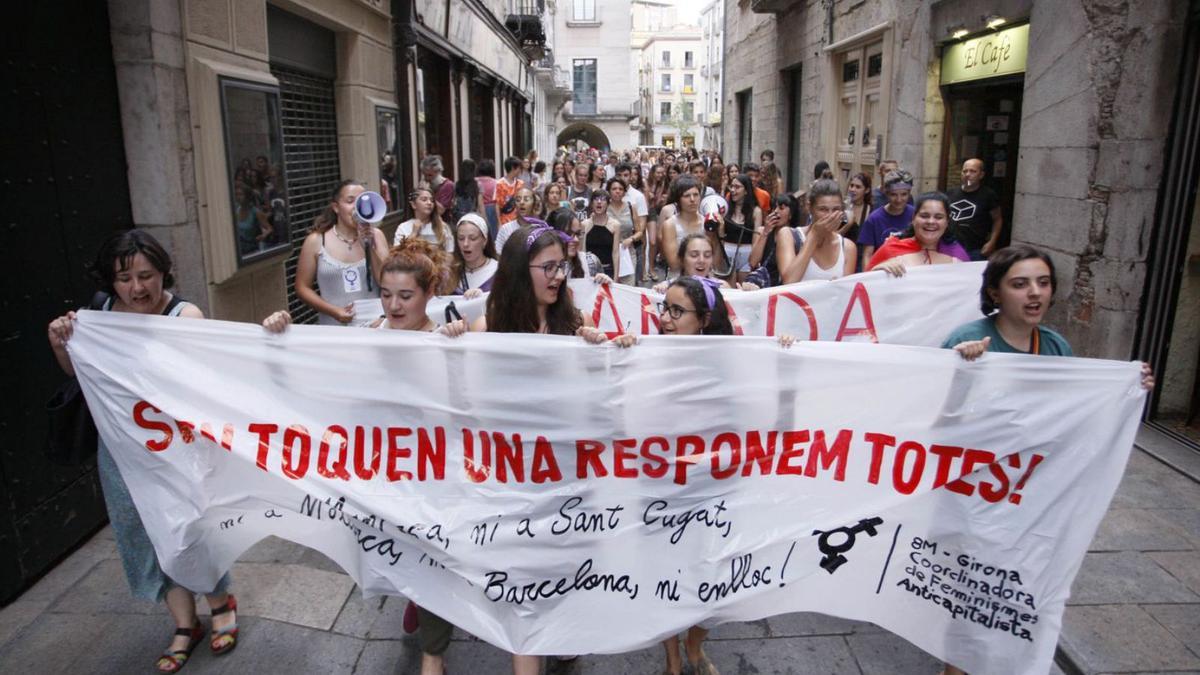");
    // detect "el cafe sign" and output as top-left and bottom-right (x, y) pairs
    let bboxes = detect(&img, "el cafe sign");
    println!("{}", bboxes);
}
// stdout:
(941, 23), (1029, 85)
